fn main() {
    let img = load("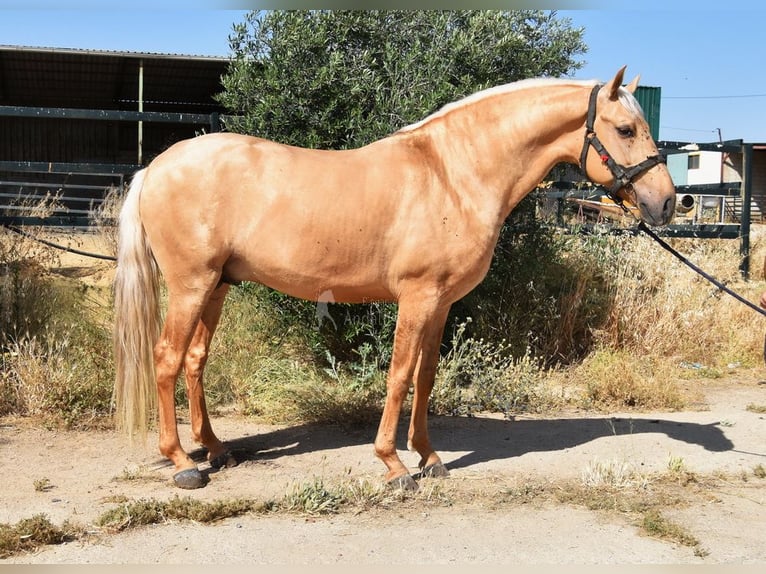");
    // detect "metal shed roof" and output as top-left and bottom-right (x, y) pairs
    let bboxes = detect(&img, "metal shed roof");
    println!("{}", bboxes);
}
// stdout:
(0, 45), (230, 112)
